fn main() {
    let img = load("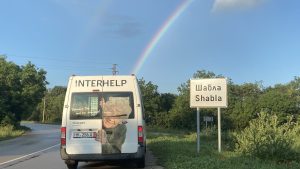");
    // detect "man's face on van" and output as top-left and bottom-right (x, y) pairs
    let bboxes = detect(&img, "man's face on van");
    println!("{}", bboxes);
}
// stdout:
(103, 117), (119, 129)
